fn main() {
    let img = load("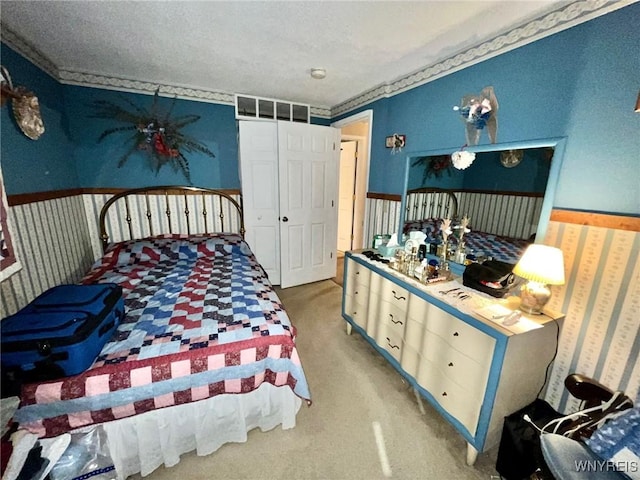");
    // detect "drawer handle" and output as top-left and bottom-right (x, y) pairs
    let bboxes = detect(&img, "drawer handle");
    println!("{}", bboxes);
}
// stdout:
(442, 392), (448, 397)
(453, 332), (459, 337)
(386, 337), (400, 350)
(390, 314), (403, 325)
(448, 362), (454, 367)
(392, 290), (406, 301)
